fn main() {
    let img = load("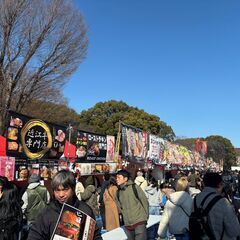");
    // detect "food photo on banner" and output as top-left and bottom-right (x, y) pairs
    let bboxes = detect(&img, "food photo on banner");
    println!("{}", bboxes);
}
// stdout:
(121, 123), (148, 162)
(6, 111), (67, 160)
(76, 130), (111, 163)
